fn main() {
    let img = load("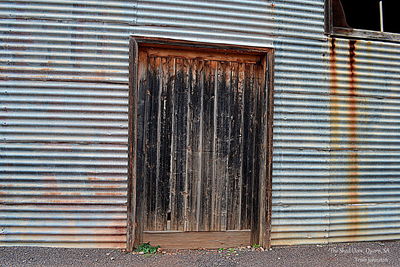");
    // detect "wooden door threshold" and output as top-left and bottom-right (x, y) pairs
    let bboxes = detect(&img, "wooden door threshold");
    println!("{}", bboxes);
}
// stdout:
(143, 230), (251, 249)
